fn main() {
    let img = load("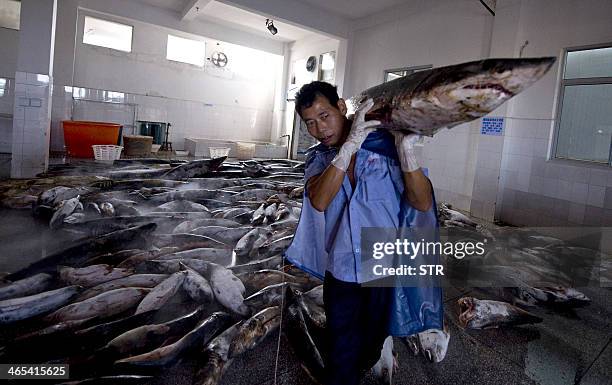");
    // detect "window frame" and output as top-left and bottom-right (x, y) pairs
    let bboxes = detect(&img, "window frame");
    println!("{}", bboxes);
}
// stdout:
(165, 34), (206, 67)
(318, 51), (336, 83)
(82, 15), (134, 53)
(383, 64), (432, 83)
(552, 42), (612, 166)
